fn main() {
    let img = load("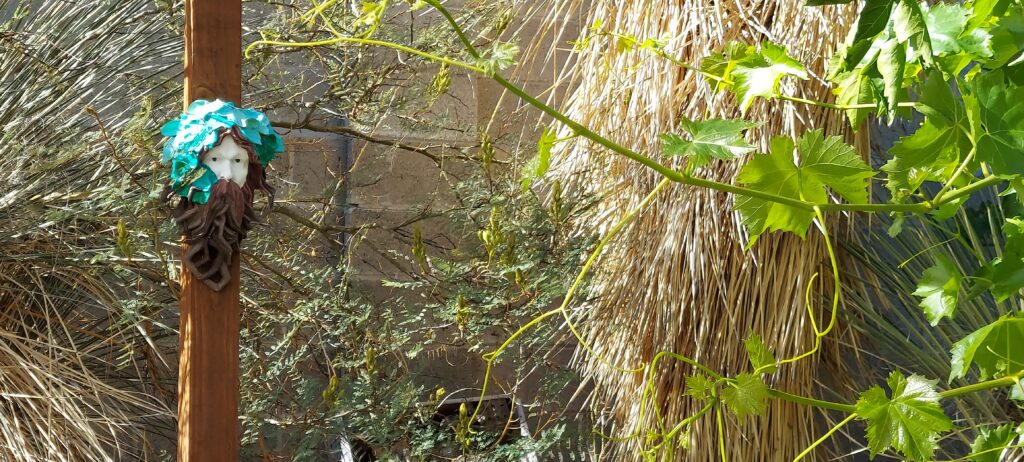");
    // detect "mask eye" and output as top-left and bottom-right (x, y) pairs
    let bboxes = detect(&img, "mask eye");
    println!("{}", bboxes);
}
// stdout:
(235, 159), (241, 163)
(211, 157), (218, 161)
